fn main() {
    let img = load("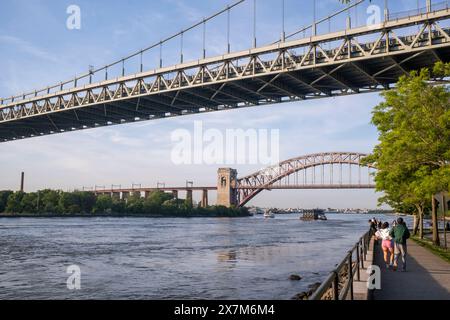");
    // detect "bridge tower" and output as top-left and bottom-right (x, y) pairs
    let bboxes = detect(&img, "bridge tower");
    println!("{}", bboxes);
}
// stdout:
(217, 168), (238, 208)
